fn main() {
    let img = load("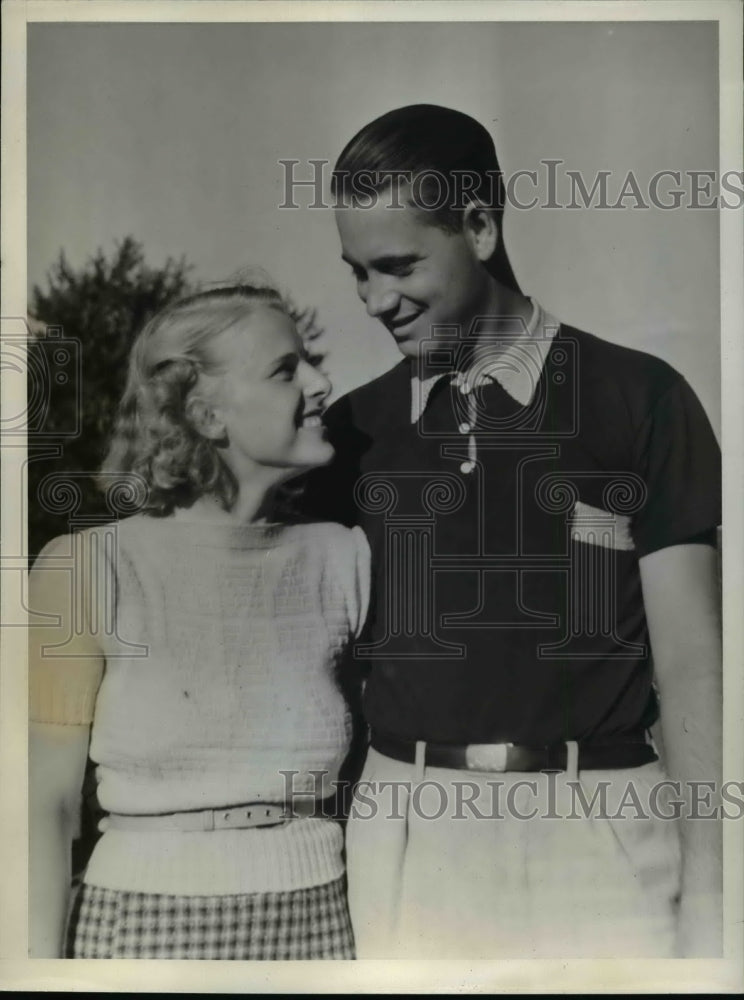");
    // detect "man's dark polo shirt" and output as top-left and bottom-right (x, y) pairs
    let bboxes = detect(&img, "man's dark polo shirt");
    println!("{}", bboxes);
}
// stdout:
(303, 325), (721, 747)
